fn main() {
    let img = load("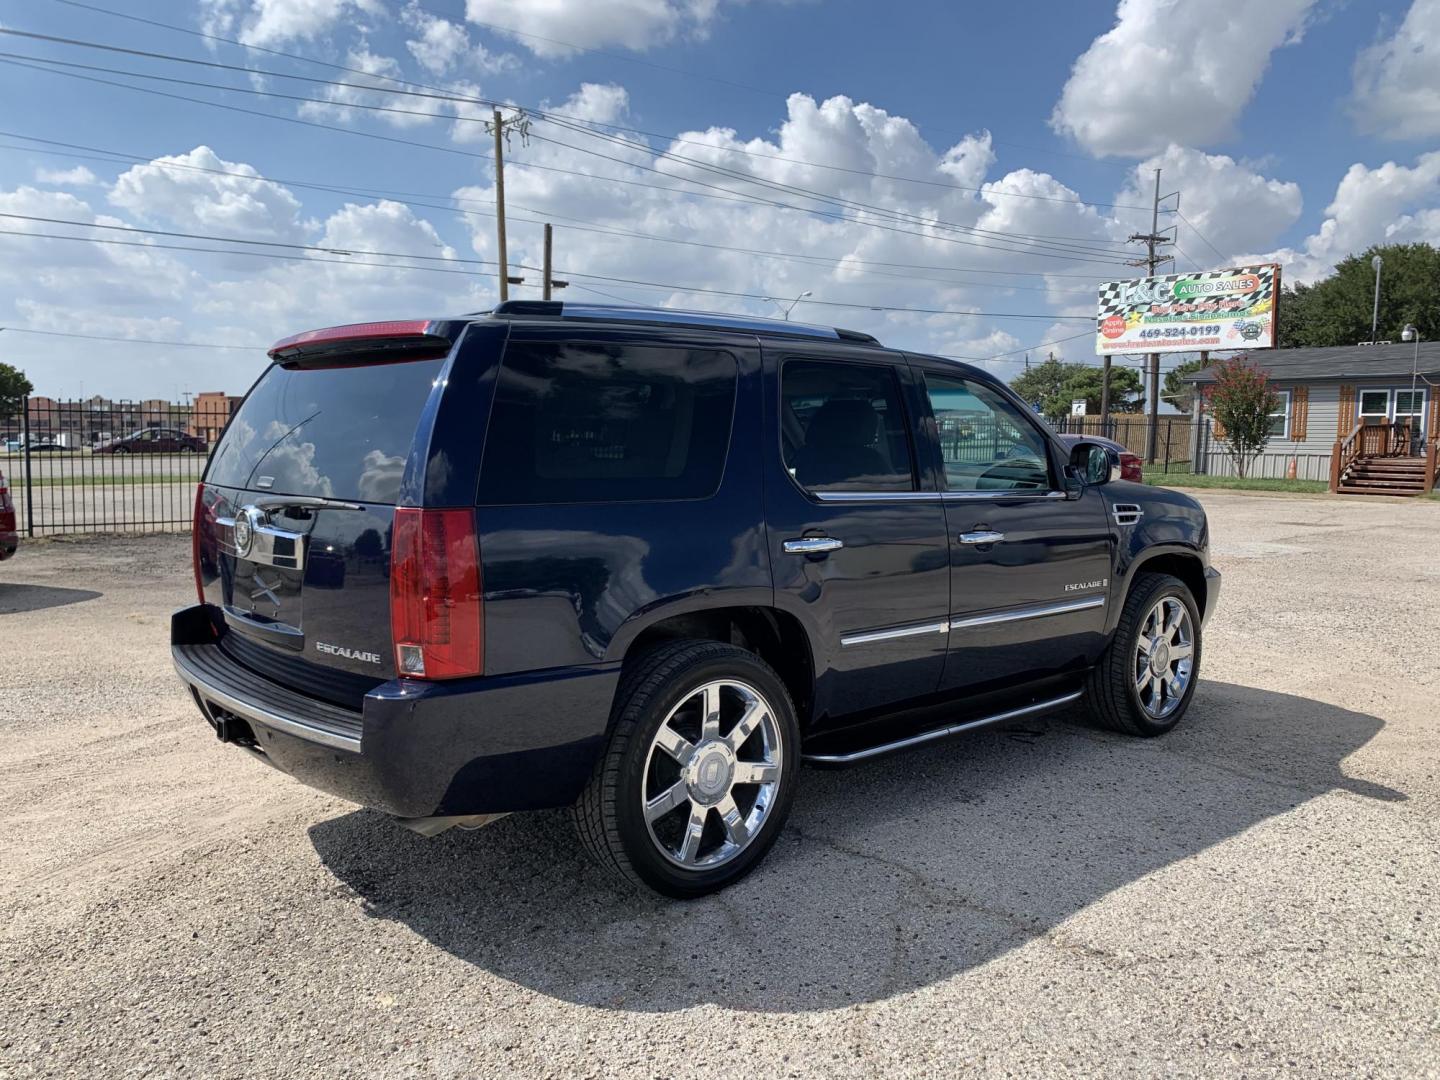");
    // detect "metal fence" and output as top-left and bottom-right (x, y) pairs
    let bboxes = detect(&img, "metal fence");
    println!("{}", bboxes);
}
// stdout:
(1052, 414), (1198, 474)
(1, 398), (209, 535)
